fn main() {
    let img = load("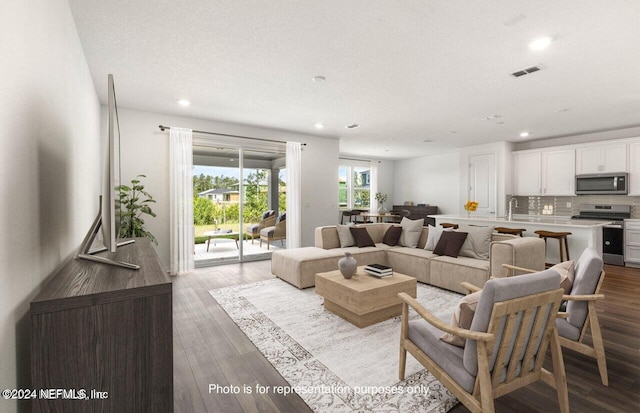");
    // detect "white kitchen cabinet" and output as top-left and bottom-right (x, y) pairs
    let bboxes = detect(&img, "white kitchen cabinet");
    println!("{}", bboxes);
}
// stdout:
(541, 149), (575, 195)
(576, 142), (627, 174)
(625, 219), (640, 267)
(628, 141), (640, 195)
(512, 148), (575, 196)
(513, 151), (541, 195)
